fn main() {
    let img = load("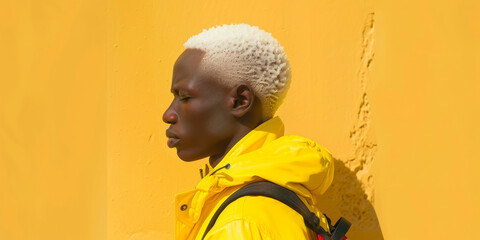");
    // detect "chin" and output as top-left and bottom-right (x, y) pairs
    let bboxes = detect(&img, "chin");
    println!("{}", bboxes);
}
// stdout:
(177, 148), (206, 162)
